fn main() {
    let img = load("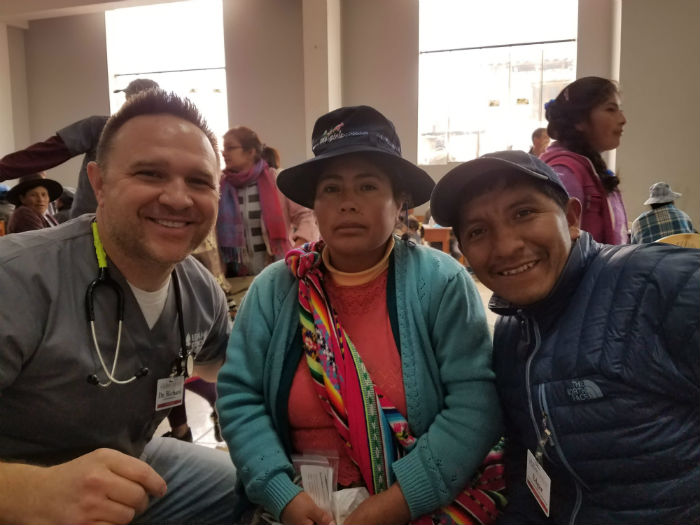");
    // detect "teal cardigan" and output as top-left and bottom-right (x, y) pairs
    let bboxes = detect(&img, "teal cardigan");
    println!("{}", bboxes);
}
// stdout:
(216, 239), (502, 520)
